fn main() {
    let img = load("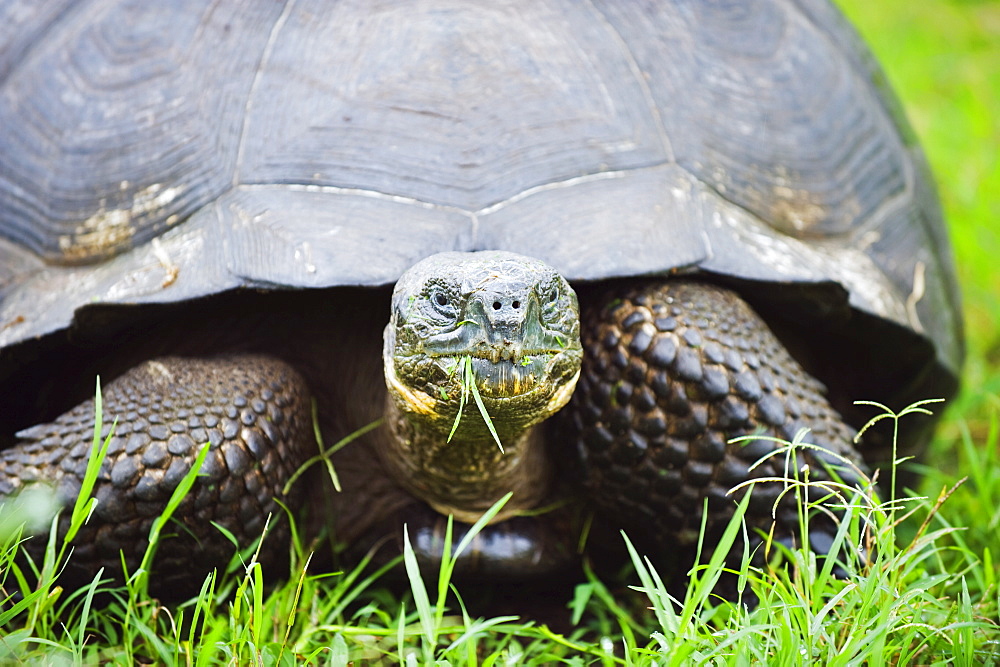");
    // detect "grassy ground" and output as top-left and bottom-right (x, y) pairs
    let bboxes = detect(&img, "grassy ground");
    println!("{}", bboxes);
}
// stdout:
(826, 0), (1000, 654)
(2, 0), (999, 663)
